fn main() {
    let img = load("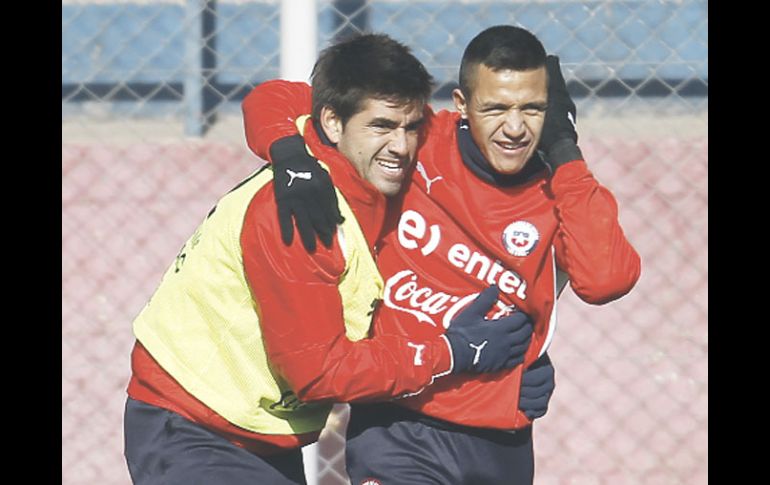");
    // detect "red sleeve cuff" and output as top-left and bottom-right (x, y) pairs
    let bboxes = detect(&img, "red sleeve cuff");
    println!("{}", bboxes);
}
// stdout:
(434, 335), (453, 377)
